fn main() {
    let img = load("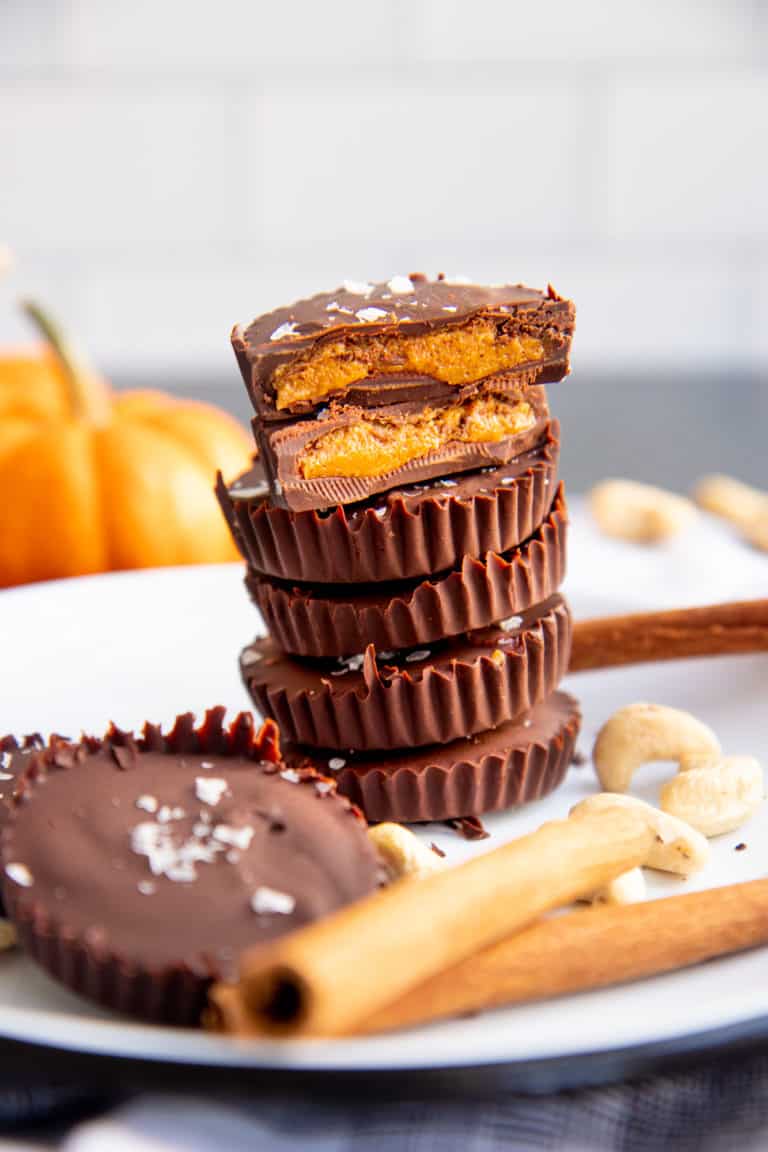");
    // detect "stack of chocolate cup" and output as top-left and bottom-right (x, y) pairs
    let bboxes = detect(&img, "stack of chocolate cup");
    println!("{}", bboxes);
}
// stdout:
(218, 276), (580, 825)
